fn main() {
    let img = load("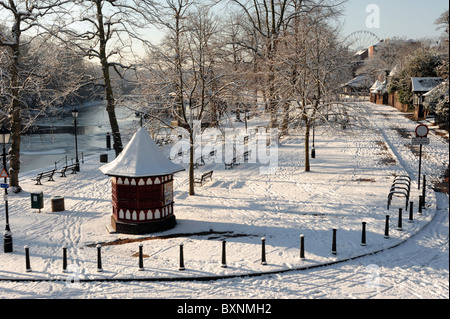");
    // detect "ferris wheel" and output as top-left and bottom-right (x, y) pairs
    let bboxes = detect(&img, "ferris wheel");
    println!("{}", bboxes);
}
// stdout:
(343, 30), (381, 54)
